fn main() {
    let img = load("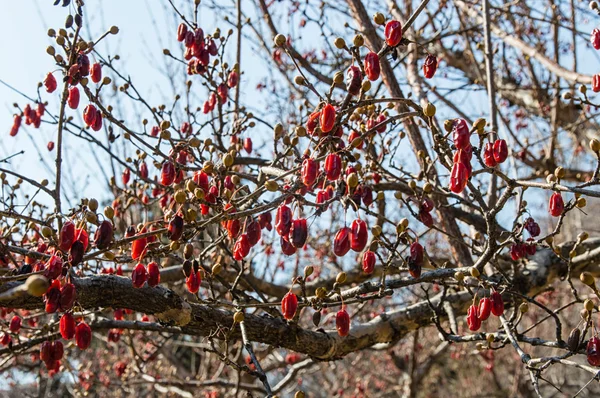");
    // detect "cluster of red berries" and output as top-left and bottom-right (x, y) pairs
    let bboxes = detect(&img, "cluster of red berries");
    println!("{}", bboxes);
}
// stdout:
(131, 262), (160, 288)
(9, 101), (46, 137)
(466, 291), (504, 331)
(482, 139), (508, 168)
(449, 119), (472, 194)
